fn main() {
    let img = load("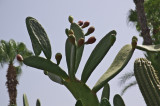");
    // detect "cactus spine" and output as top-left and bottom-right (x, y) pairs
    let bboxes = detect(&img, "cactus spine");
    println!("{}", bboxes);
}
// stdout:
(134, 58), (160, 106)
